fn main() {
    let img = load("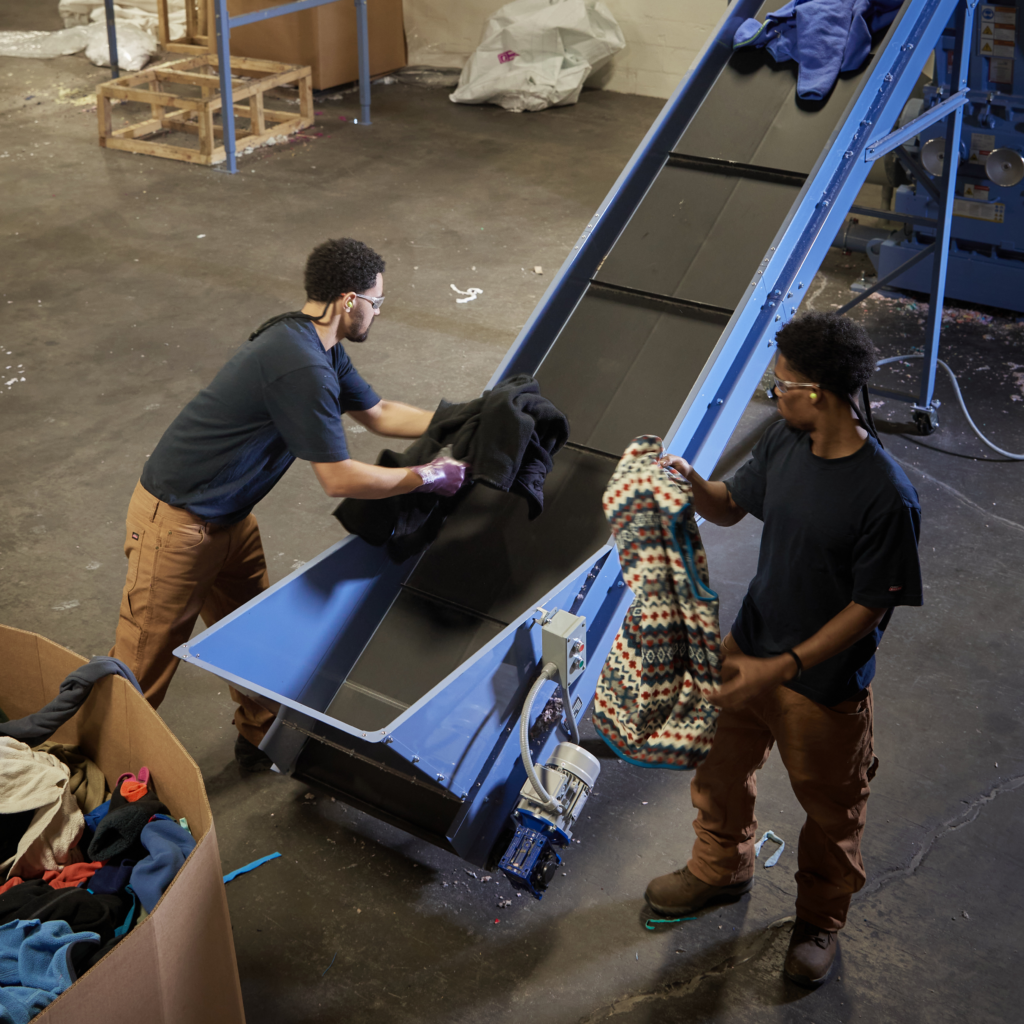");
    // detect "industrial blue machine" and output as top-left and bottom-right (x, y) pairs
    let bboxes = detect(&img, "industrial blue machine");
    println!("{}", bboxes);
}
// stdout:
(865, 0), (1024, 318)
(177, 0), (976, 896)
